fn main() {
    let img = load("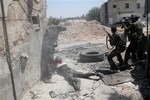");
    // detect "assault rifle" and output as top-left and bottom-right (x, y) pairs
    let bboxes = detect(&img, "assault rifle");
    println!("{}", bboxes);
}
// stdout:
(103, 28), (113, 39)
(90, 66), (103, 79)
(114, 17), (131, 30)
(103, 28), (115, 49)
